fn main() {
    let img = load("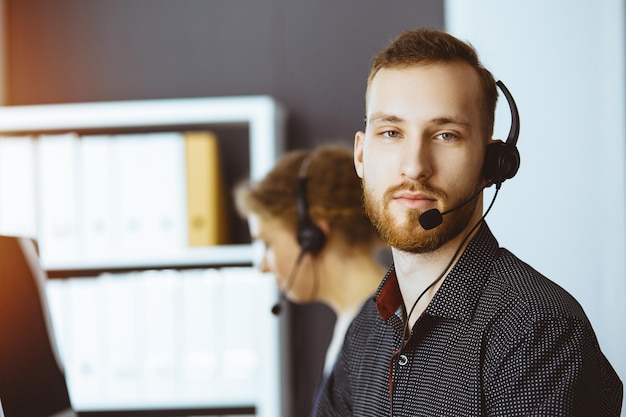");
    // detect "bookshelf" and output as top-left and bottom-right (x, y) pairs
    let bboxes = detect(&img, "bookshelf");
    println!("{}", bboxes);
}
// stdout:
(0, 96), (288, 417)
(0, 96), (285, 269)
